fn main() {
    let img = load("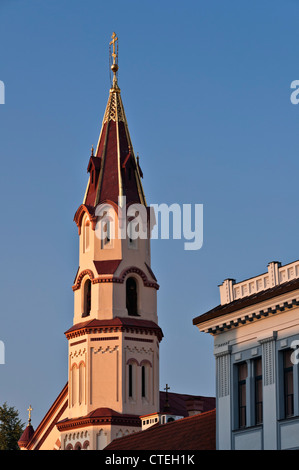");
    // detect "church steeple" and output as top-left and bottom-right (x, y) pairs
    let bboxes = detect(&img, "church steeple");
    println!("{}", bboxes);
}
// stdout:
(63, 34), (162, 450)
(82, 32), (146, 210)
